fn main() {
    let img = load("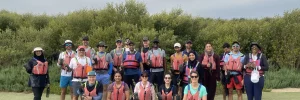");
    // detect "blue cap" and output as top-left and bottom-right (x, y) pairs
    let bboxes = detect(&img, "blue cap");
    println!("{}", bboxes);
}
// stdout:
(88, 71), (96, 76)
